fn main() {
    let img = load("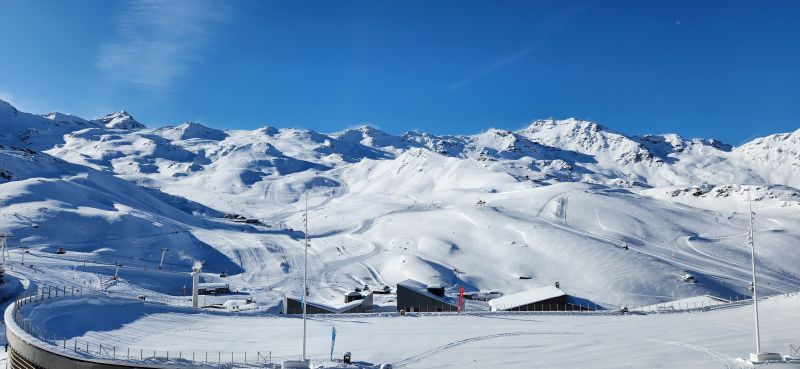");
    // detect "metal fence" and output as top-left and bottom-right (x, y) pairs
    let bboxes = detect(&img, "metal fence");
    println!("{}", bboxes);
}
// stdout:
(10, 287), (279, 367)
